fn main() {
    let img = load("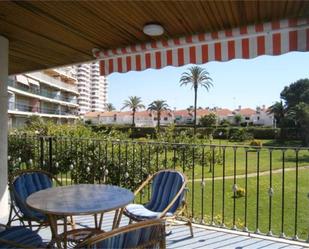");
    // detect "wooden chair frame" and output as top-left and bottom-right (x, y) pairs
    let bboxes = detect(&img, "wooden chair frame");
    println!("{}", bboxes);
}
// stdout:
(125, 169), (193, 237)
(76, 219), (166, 249)
(7, 169), (74, 231)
